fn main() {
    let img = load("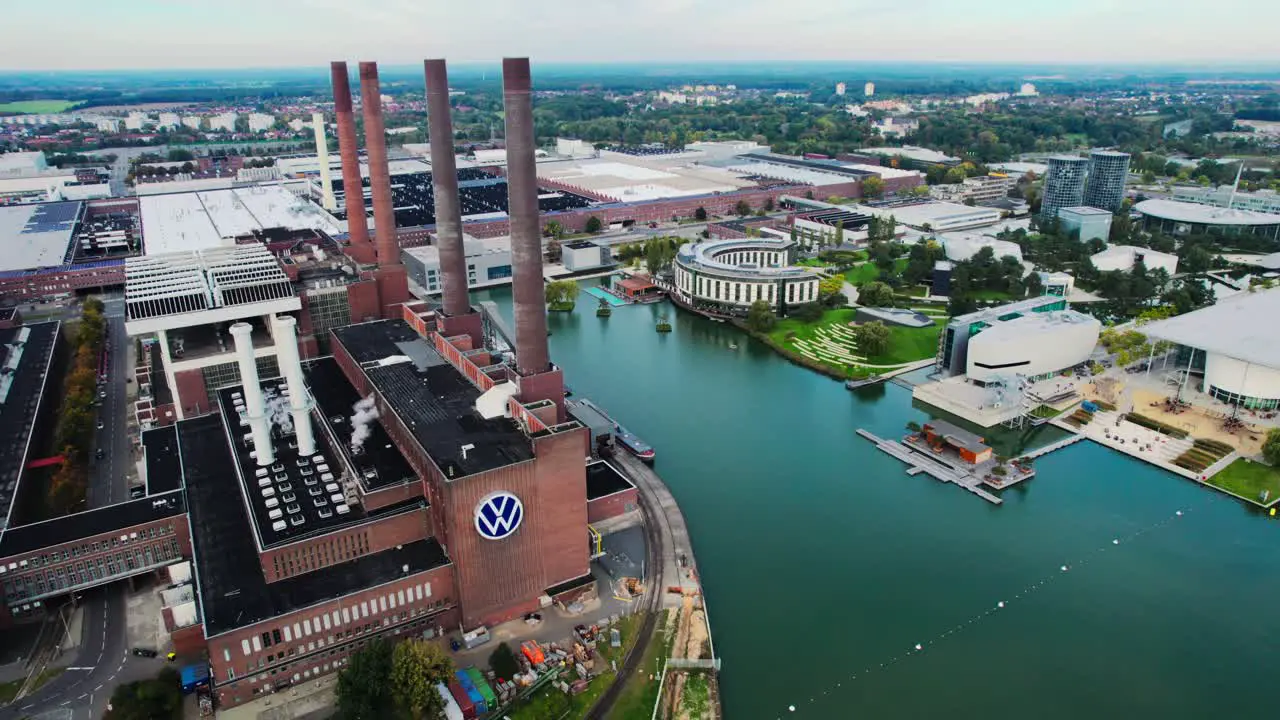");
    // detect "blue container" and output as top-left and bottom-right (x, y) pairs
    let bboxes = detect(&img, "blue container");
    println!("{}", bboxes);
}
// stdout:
(456, 669), (476, 689)
(1082, 401), (1099, 413)
(466, 686), (486, 713)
